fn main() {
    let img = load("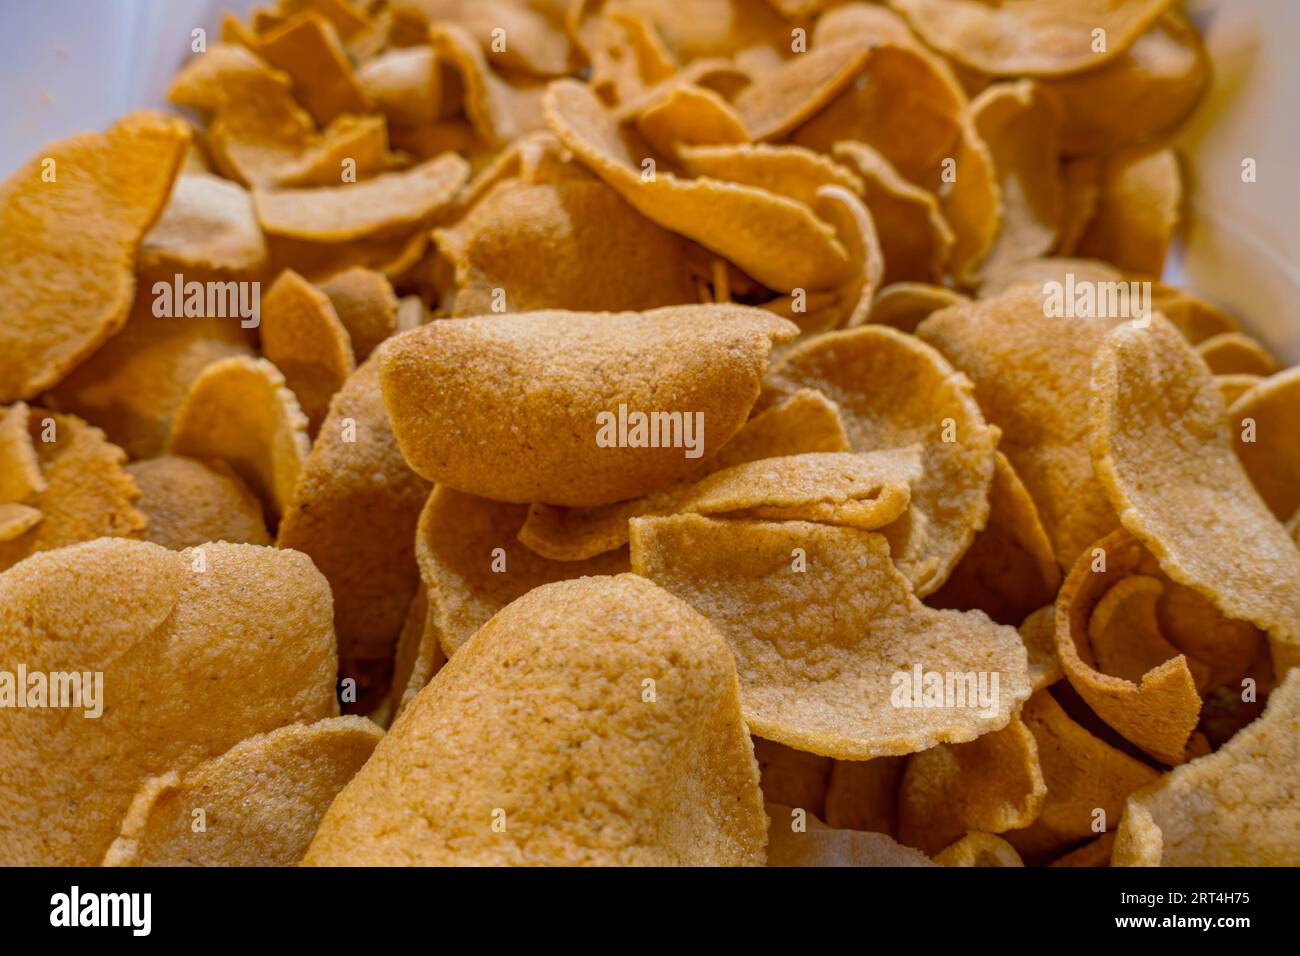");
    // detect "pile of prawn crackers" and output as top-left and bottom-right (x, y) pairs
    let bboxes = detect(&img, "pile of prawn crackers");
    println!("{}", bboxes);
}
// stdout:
(1, 0), (1296, 869)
